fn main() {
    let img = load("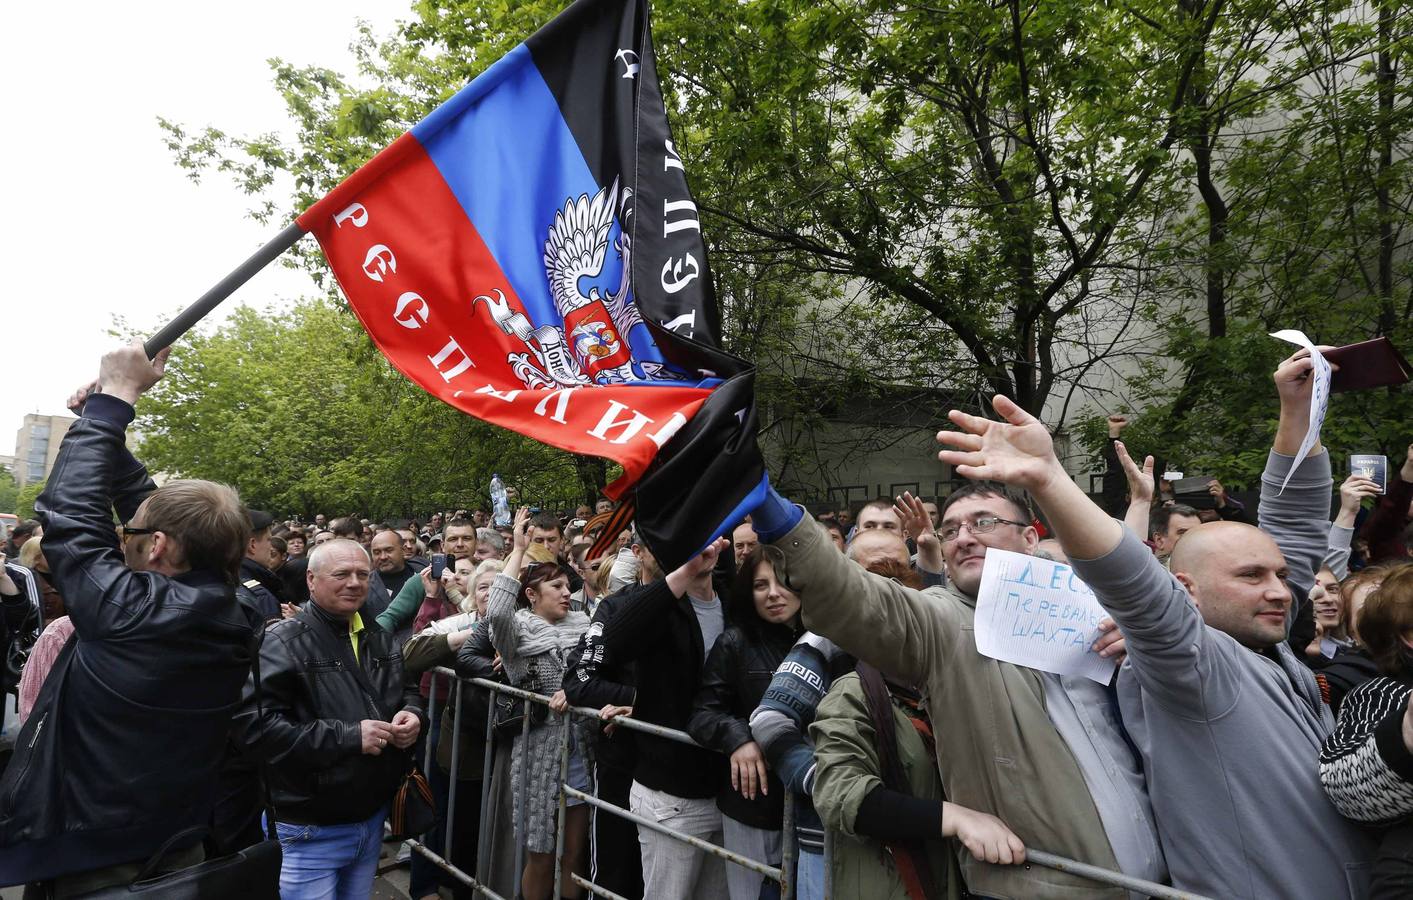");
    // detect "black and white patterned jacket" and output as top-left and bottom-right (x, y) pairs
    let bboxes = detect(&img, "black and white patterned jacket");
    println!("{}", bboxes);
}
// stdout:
(1320, 675), (1413, 825)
